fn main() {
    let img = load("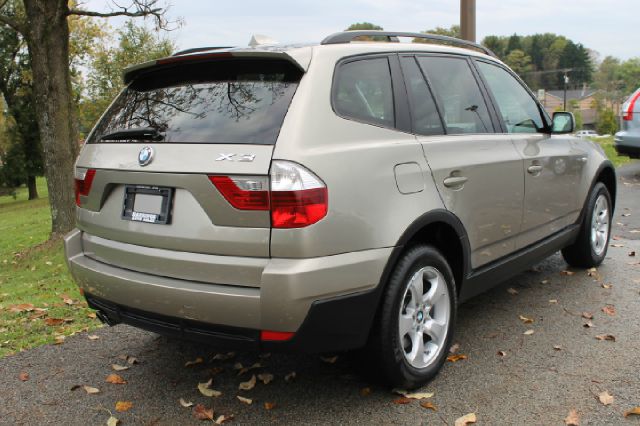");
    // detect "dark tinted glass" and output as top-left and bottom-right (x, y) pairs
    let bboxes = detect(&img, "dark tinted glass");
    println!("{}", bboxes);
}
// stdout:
(417, 56), (493, 134)
(400, 57), (444, 136)
(477, 61), (545, 133)
(334, 58), (395, 128)
(89, 60), (302, 144)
